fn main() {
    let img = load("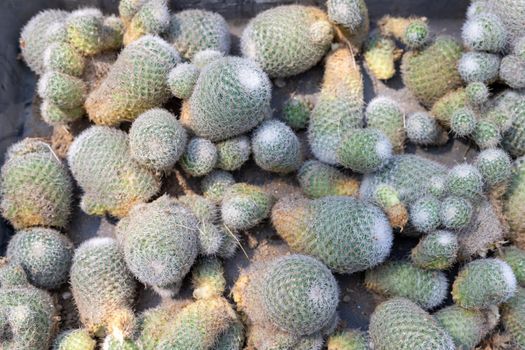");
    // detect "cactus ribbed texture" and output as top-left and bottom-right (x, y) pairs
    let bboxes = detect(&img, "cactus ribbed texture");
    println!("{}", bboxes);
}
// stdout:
(66, 9), (105, 56)
(440, 196), (473, 231)
(216, 136), (251, 171)
(38, 71), (87, 110)
(405, 112), (448, 146)
(472, 120), (501, 149)
(167, 63), (199, 100)
(409, 196), (441, 234)
(411, 230), (458, 270)
(68, 126), (160, 218)
(501, 286), (525, 349)
(85, 35), (180, 125)
(474, 148), (512, 188)
(327, 329), (369, 350)
(500, 55), (525, 89)
(281, 95), (311, 130)
(373, 184), (408, 229)
(272, 195), (393, 273)
(502, 100), (525, 157)
(499, 246), (525, 287)
(458, 52), (500, 84)
(181, 56), (271, 142)
(431, 88), (467, 129)
(450, 107), (477, 137)
(180, 137), (218, 177)
(0, 138), (72, 229)
(221, 183), (273, 230)
(43, 42), (85, 77)
(53, 329), (96, 350)
(241, 5), (333, 78)
(123, 0), (170, 45)
(369, 298), (454, 350)
(298, 160), (360, 199)
(308, 47), (364, 165)
(191, 257), (226, 300)
(445, 163), (484, 200)
(201, 170), (235, 202)
(129, 108), (187, 171)
(378, 16), (429, 49)
(364, 34), (400, 80)
(461, 13), (507, 52)
(365, 97), (405, 153)
(466, 82), (489, 105)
